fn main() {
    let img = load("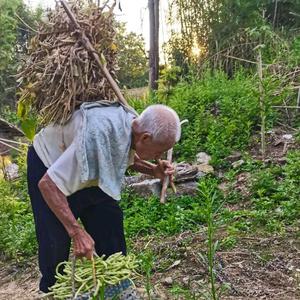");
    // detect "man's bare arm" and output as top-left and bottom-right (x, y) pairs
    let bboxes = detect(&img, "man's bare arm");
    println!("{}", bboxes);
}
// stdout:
(130, 155), (156, 176)
(38, 173), (94, 258)
(130, 154), (175, 180)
